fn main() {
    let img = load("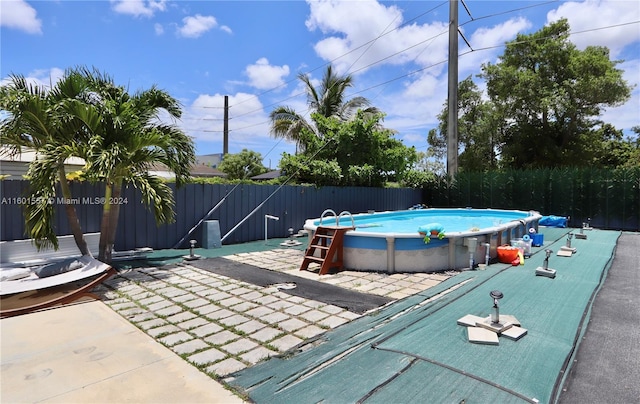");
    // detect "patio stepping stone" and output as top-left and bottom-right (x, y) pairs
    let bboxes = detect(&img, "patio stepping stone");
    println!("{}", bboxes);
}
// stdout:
(294, 325), (325, 339)
(219, 314), (251, 327)
(191, 323), (223, 338)
(206, 358), (247, 376)
(146, 324), (181, 338)
(159, 331), (192, 346)
(194, 304), (222, 316)
(177, 317), (209, 330)
(320, 304), (344, 315)
(183, 298), (211, 309)
(231, 302), (258, 312)
(154, 305), (183, 317)
(208, 291), (233, 301)
(270, 335), (304, 352)
(205, 308), (235, 320)
(136, 318), (168, 330)
(158, 287), (189, 298)
(205, 330), (239, 345)
(138, 295), (165, 306)
(222, 338), (259, 355)
(118, 307), (146, 318)
(166, 311), (197, 323)
(250, 327), (282, 342)
(240, 346), (277, 365)
(219, 297), (243, 307)
(284, 305), (312, 316)
(172, 293), (199, 304)
(188, 347), (226, 366)
(254, 295), (279, 306)
(319, 315), (349, 329)
(128, 312), (157, 323)
(261, 312), (290, 324)
(267, 300), (294, 310)
(299, 310), (329, 322)
(235, 320), (267, 334)
(172, 339), (210, 355)
(146, 299), (174, 311)
(278, 318), (308, 332)
(239, 291), (263, 300)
